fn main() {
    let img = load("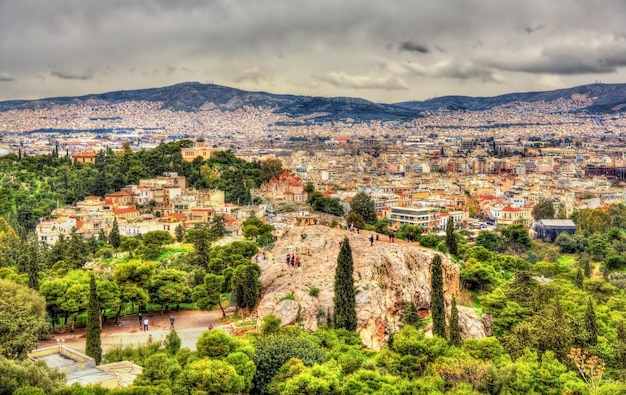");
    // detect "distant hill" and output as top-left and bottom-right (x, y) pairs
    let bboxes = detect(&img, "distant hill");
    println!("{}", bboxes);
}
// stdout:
(394, 83), (626, 114)
(1, 81), (625, 123)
